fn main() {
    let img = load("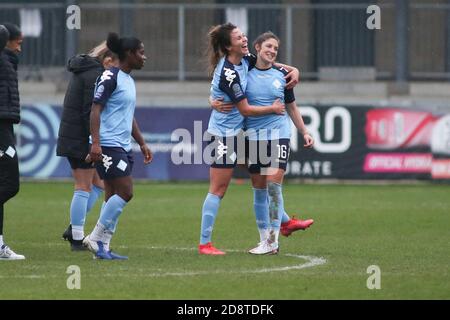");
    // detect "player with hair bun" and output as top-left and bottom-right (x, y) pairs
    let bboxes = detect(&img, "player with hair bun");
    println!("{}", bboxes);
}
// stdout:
(82, 32), (153, 260)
